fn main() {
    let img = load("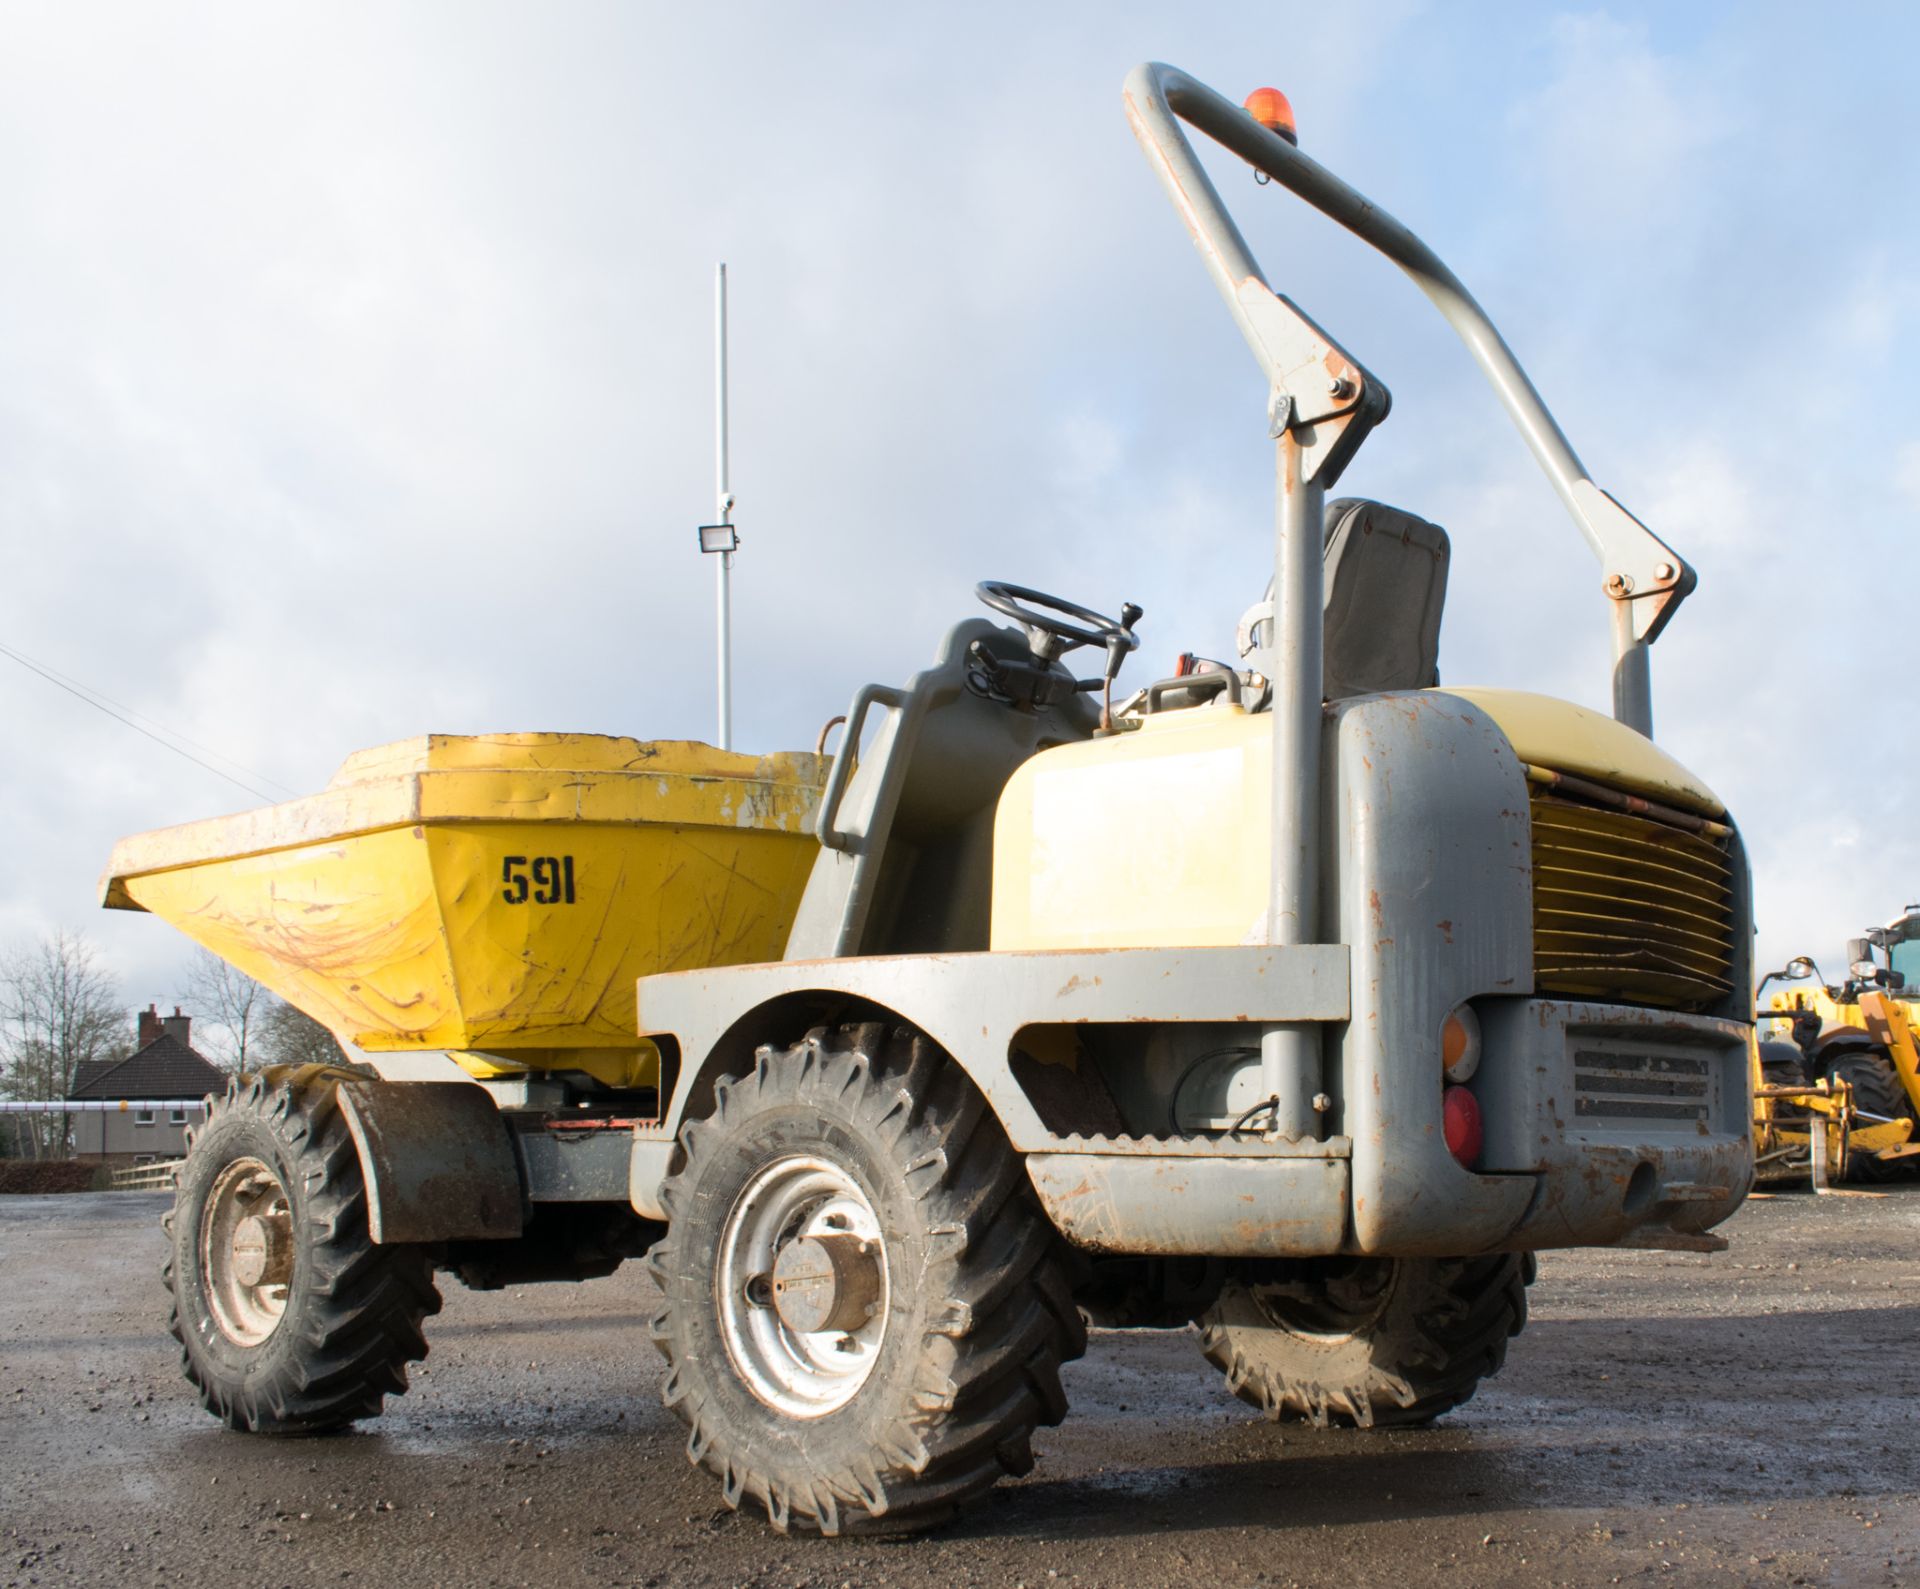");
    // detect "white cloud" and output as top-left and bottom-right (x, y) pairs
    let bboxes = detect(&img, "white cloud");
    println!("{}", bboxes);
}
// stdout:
(1505, 13), (1735, 245)
(0, 1), (1915, 1015)
(1824, 248), (1920, 361)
